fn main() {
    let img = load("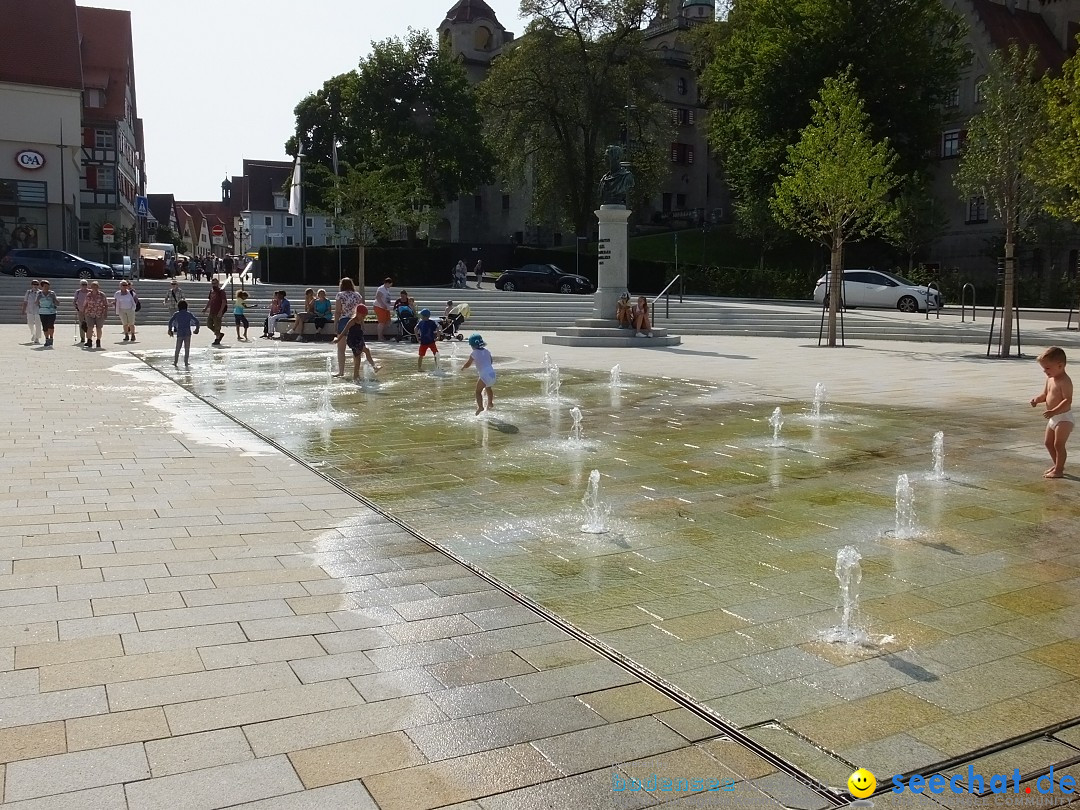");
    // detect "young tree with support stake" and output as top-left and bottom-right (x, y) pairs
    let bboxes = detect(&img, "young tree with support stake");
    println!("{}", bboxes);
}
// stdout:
(771, 70), (899, 347)
(956, 45), (1050, 358)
